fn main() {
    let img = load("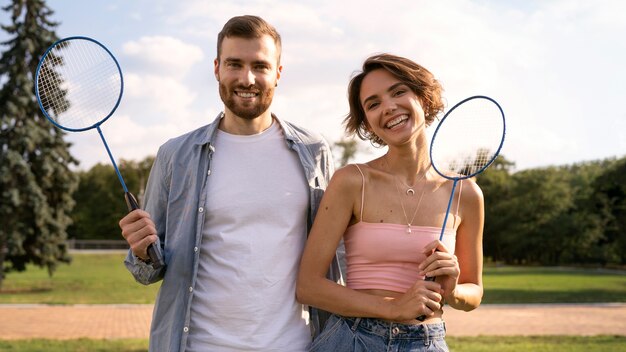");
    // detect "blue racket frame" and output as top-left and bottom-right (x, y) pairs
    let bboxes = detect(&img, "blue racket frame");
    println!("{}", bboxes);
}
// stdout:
(35, 36), (164, 269)
(429, 95), (506, 242)
(417, 95), (505, 321)
(35, 36), (129, 193)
